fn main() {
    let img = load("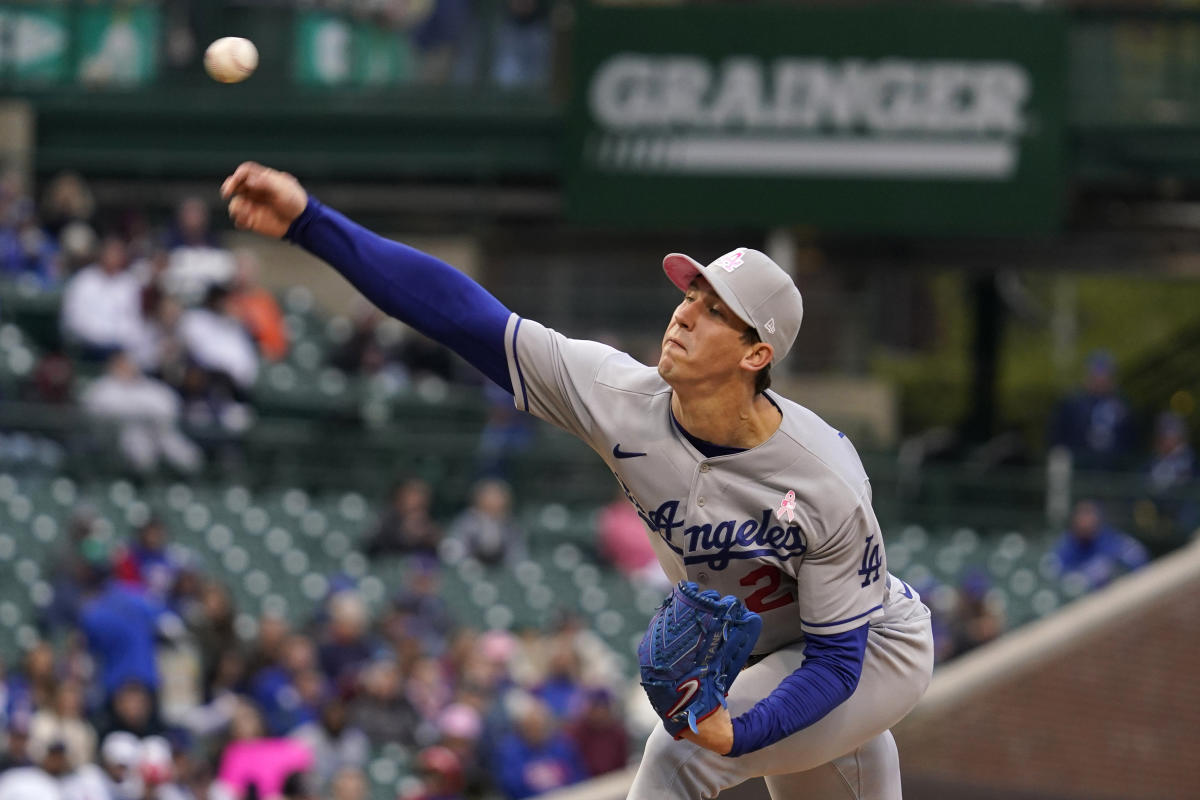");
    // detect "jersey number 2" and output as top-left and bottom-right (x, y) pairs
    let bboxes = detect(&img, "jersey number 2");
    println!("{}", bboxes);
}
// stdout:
(858, 535), (882, 587)
(740, 565), (797, 613)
